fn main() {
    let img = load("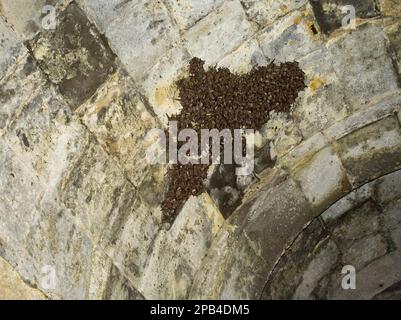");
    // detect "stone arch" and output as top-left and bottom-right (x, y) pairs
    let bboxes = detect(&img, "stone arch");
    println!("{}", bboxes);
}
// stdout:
(189, 93), (401, 299)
